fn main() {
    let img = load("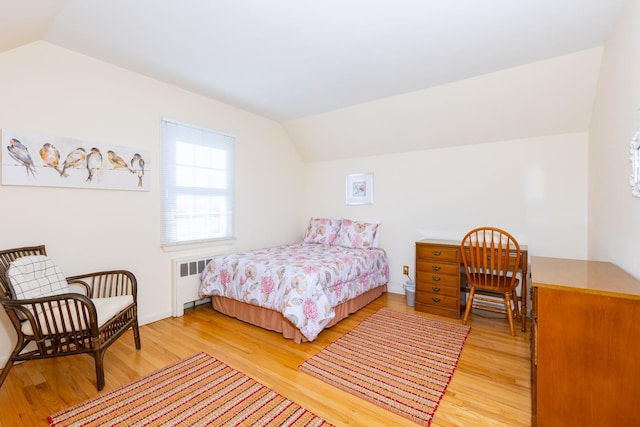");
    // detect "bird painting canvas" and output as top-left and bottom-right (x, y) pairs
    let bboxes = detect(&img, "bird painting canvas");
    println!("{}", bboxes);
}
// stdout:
(1, 129), (150, 191)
